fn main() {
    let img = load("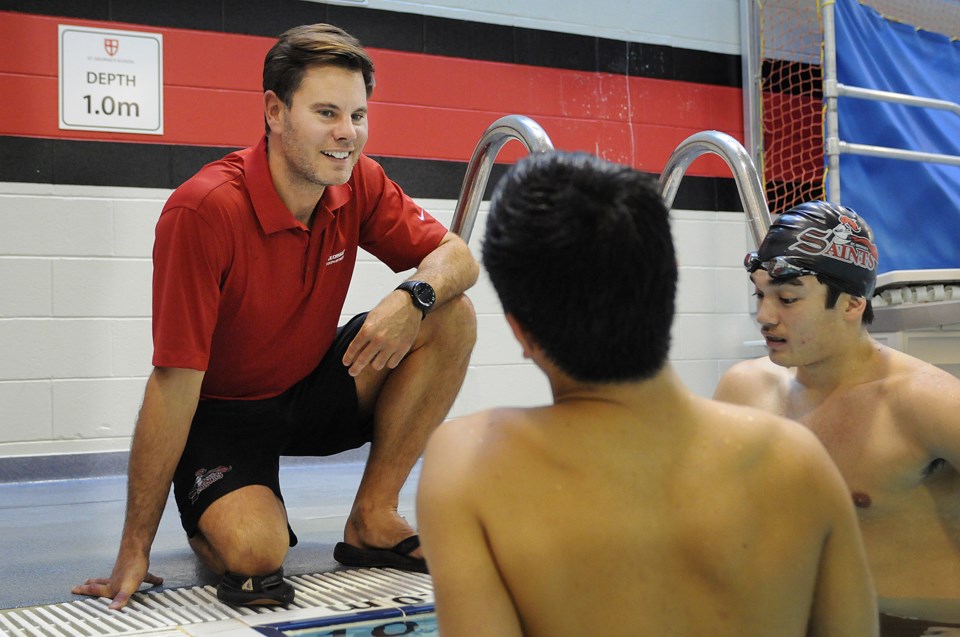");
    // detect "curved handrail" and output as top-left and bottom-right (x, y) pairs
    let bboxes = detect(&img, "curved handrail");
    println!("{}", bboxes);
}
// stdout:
(450, 115), (555, 243)
(657, 130), (772, 248)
